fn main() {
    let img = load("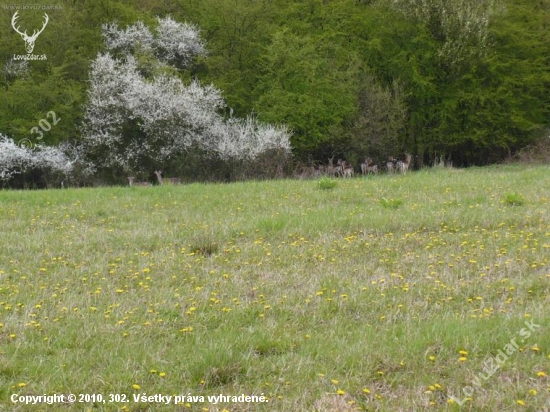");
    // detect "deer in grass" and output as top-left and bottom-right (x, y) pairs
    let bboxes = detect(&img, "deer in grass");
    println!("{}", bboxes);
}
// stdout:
(127, 176), (151, 187)
(396, 153), (413, 174)
(326, 157), (340, 177)
(361, 157), (378, 175)
(386, 157), (397, 173)
(12, 11), (49, 54)
(360, 159), (368, 175)
(154, 170), (181, 185)
(342, 160), (354, 178)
